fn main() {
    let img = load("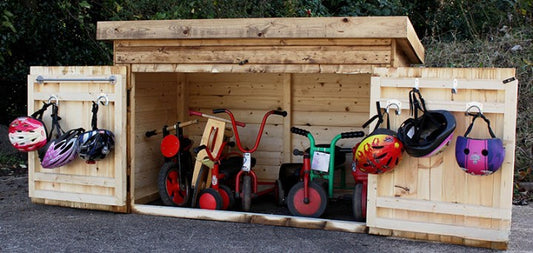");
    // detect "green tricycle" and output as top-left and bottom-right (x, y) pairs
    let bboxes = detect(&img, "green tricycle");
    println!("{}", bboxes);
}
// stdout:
(286, 127), (364, 217)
